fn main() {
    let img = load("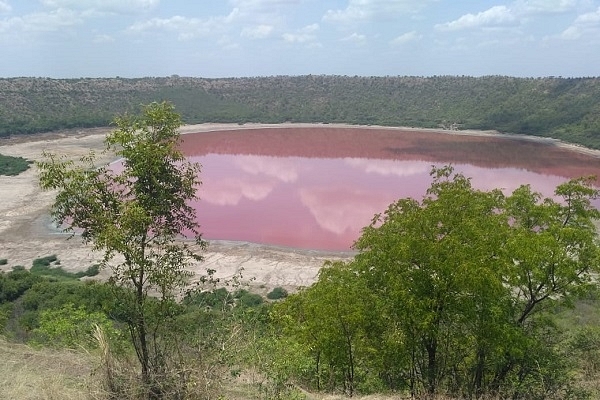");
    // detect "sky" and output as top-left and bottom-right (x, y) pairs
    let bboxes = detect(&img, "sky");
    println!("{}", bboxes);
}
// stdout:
(0, 0), (599, 78)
